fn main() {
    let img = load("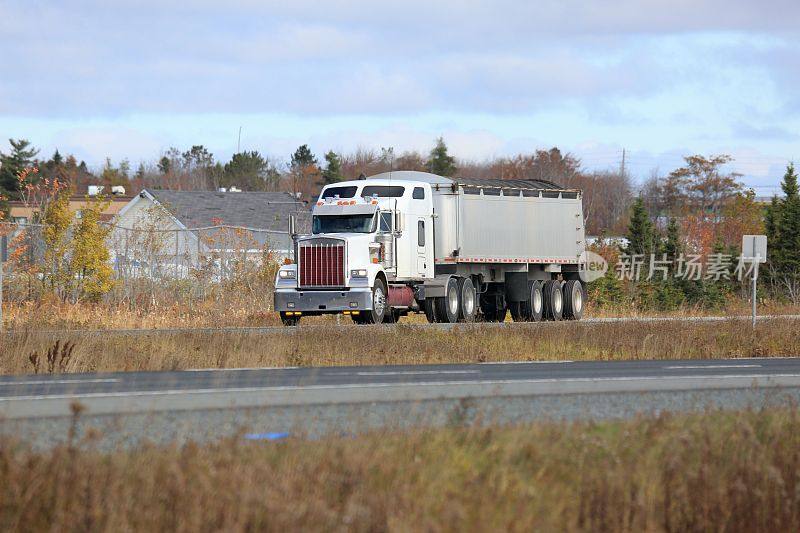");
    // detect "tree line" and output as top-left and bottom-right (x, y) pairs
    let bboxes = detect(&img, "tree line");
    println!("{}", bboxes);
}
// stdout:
(1, 137), (635, 234)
